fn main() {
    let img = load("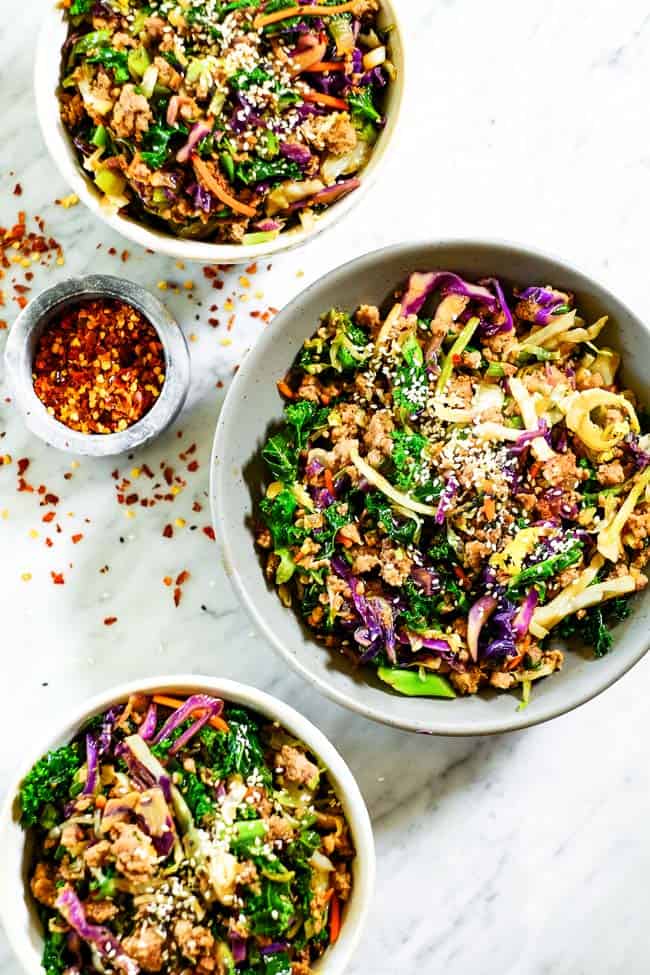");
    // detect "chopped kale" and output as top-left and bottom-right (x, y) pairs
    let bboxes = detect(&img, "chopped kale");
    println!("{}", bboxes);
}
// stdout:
(19, 744), (82, 827)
